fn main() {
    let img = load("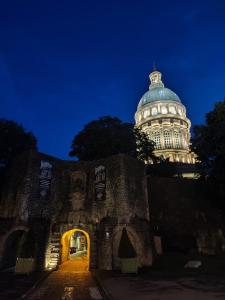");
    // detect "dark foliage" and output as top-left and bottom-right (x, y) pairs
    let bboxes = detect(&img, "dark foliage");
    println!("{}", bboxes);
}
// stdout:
(133, 127), (157, 163)
(118, 228), (137, 258)
(69, 116), (155, 162)
(192, 99), (225, 180)
(192, 99), (225, 210)
(0, 119), (37, 171)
